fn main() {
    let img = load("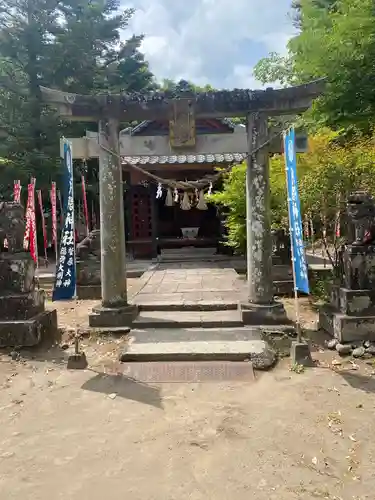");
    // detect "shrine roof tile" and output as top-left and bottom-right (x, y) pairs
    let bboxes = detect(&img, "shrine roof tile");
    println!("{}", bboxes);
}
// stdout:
(121, 153), (247, 165)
